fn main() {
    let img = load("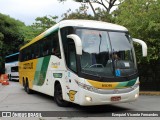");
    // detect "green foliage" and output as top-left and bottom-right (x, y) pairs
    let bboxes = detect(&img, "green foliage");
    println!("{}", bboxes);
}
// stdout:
(0, 13), (24, 54)
(62, 6), (95, 20)
(0, 13), (26, 73)
(0, 13), (25, 54)
(114, 0), (160, 64)
(59, 0), (120, 17)
(31, 15), (58, 37)
(0, 32), (4, 48)
(19, 25), (35, 42)
(61, 4), (113, 22)
(95, 7), (114, 22)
